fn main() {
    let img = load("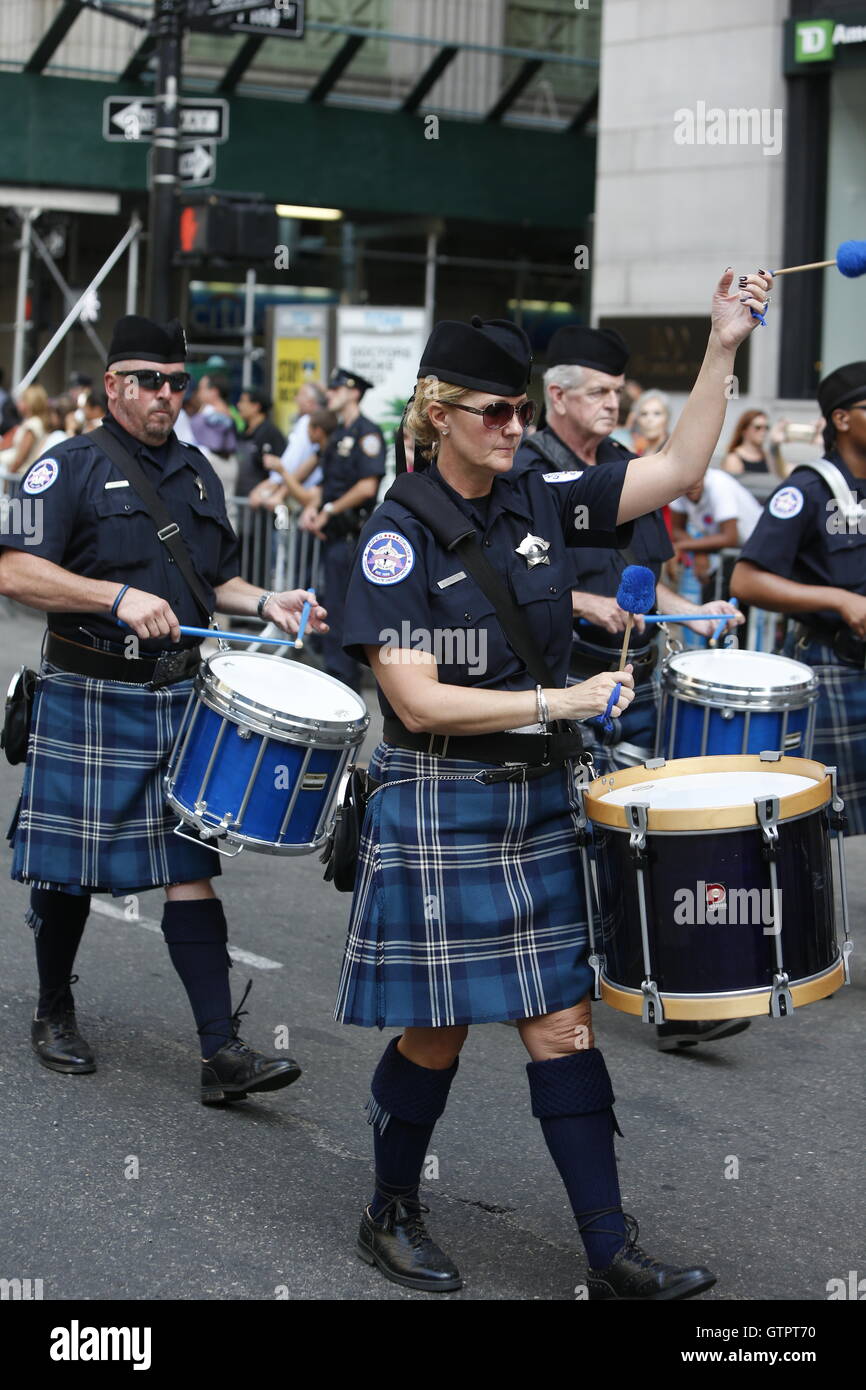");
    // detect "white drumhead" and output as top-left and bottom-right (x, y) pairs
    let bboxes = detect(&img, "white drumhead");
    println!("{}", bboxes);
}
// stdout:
(667, 648), (814, 690)
(598, 770), (817, 810)
(208, 652), (366, 725)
